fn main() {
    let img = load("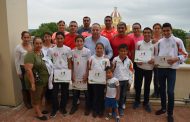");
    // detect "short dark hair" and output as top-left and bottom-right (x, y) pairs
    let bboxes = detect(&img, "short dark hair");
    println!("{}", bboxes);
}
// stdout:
(118, 44), (128, 50)
(56, 31), (65, 38)
(95, 42), (104, 49)
(132, 22), (141, 29)
(153, 23), (162, 29)
(162, 23), (172, 30)
(75, 35), (84, 42)
(43, 32), (52, 37)
(143, 27), (152, 33)
(69, 21), (78, 25)
(105, 66), (113, 72)
(21, 31), (30, 38)
(33, 36), (42, 44)
(117, 22), (127, 29)
(57, 20), (65, 25)
(83, 16), (91, 21)
(104, 16), (112, 21)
